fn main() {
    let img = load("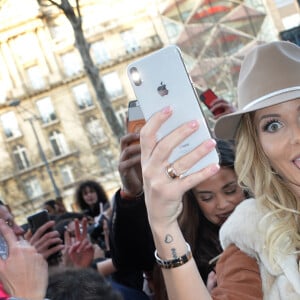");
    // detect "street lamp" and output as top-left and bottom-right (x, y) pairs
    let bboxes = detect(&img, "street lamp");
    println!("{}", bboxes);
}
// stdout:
(9, 99), (60, 198)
